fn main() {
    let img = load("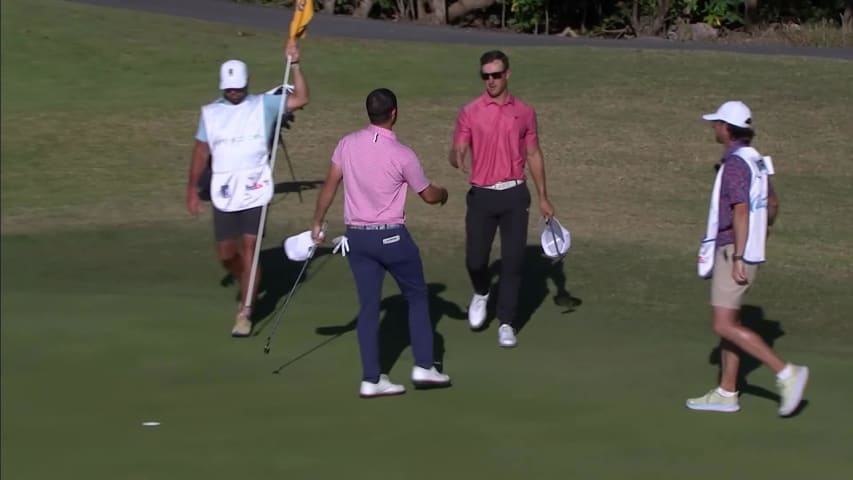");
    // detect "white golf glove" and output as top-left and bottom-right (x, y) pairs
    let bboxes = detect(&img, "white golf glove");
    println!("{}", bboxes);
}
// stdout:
(332, 235), (350, 257)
